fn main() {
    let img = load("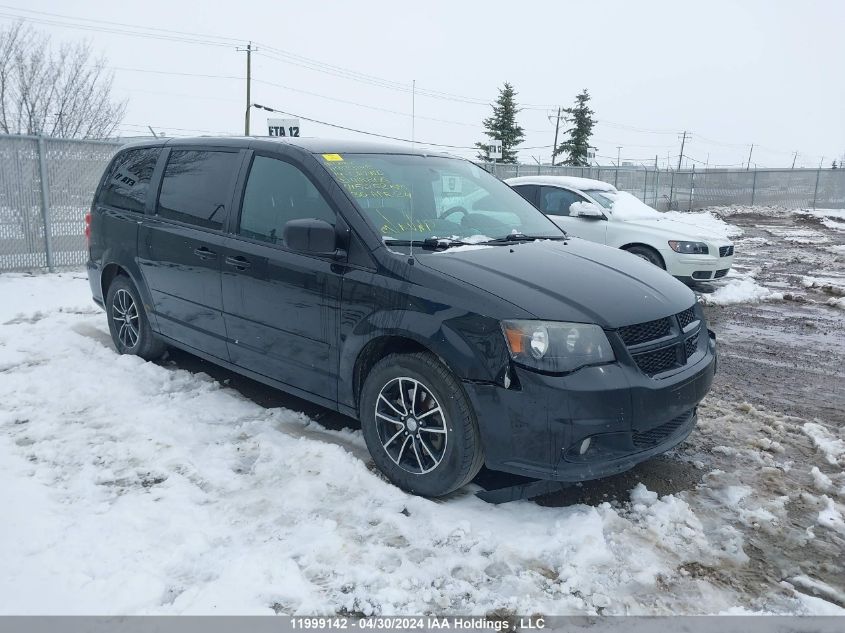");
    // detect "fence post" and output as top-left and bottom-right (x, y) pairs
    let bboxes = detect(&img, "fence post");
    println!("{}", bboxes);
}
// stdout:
(688, 165), (695, 211)
(654, 168), (660, 207)
(36, 136), (55, 272)
(642, 169), (648, 202)
(812, 168), (821, 209)
(750, 169), (757, 205)
(668, 168), (675, 210)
